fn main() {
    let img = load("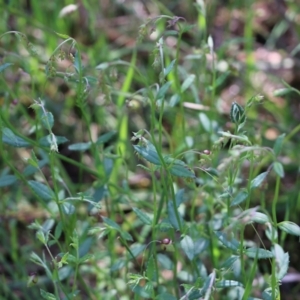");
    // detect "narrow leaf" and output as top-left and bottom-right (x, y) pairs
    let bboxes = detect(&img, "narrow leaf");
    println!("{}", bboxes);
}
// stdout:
(169, 164), (195, 179)
(68, 142), (91, 151)
(181, 74), (195, 92)
(38, 135), (68, 147)
(28, 180), (55, 202)
(214, 232), (240, 251)
(164, 59), (176, 77)
(230, 190), (248, 206)
(273, 161), (284, 178)
(0, 175), (18, 187)
(133, 144), (161, 165)
(278, 221), (300, 236)
(244, 247), (274, 259)
(215, 280), (243, 288)
(167, 201), (184, 230)
(132, 207), (152, 225)
(180, 235), (195, 261)
(96, 131), (116, 144)
(156, 81), (172, 100)
(250, 171), (268, 189)
(273, 133), (285, 156)
(2, 128), (31, 147)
